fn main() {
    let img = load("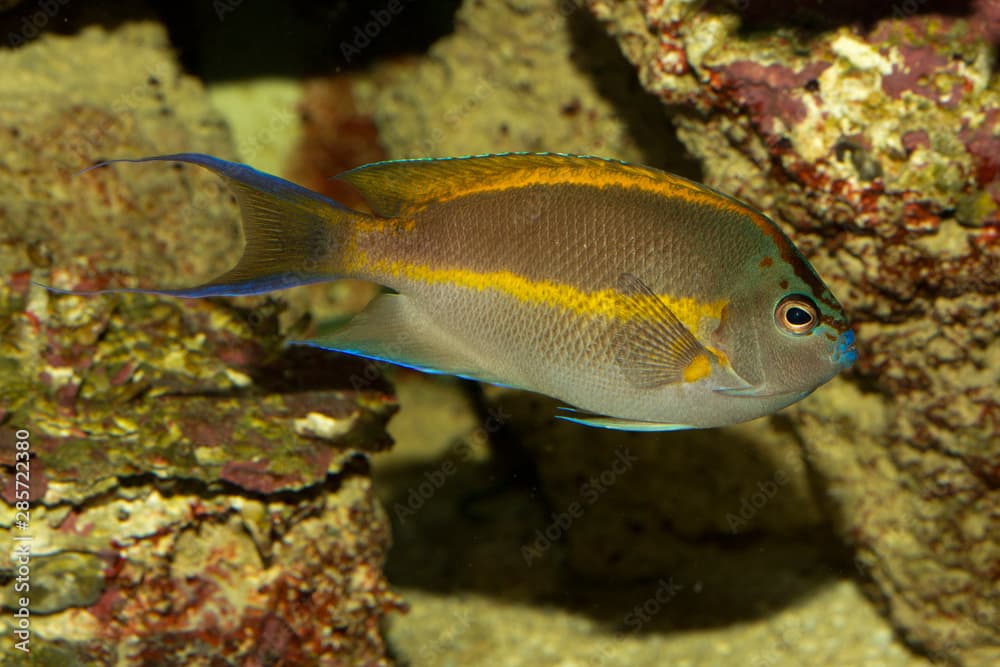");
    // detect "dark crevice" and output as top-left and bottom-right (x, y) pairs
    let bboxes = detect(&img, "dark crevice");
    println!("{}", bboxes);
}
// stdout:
(706, 0), (975, 34)
(148, 0), (464, 80)
(564, 8), (705, 179)
(1, 0), (464, 79)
